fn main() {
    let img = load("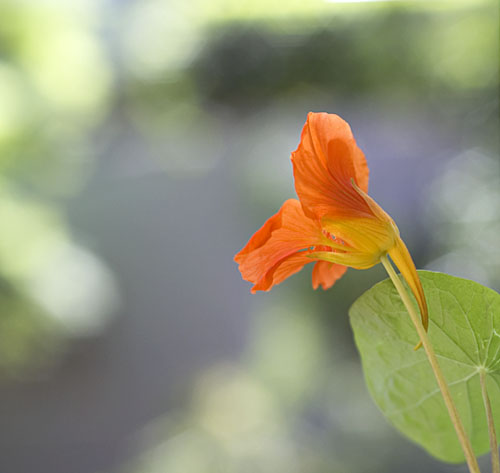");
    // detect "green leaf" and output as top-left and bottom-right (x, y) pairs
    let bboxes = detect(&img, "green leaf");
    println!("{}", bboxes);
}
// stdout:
(349, 270), (500, 463)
